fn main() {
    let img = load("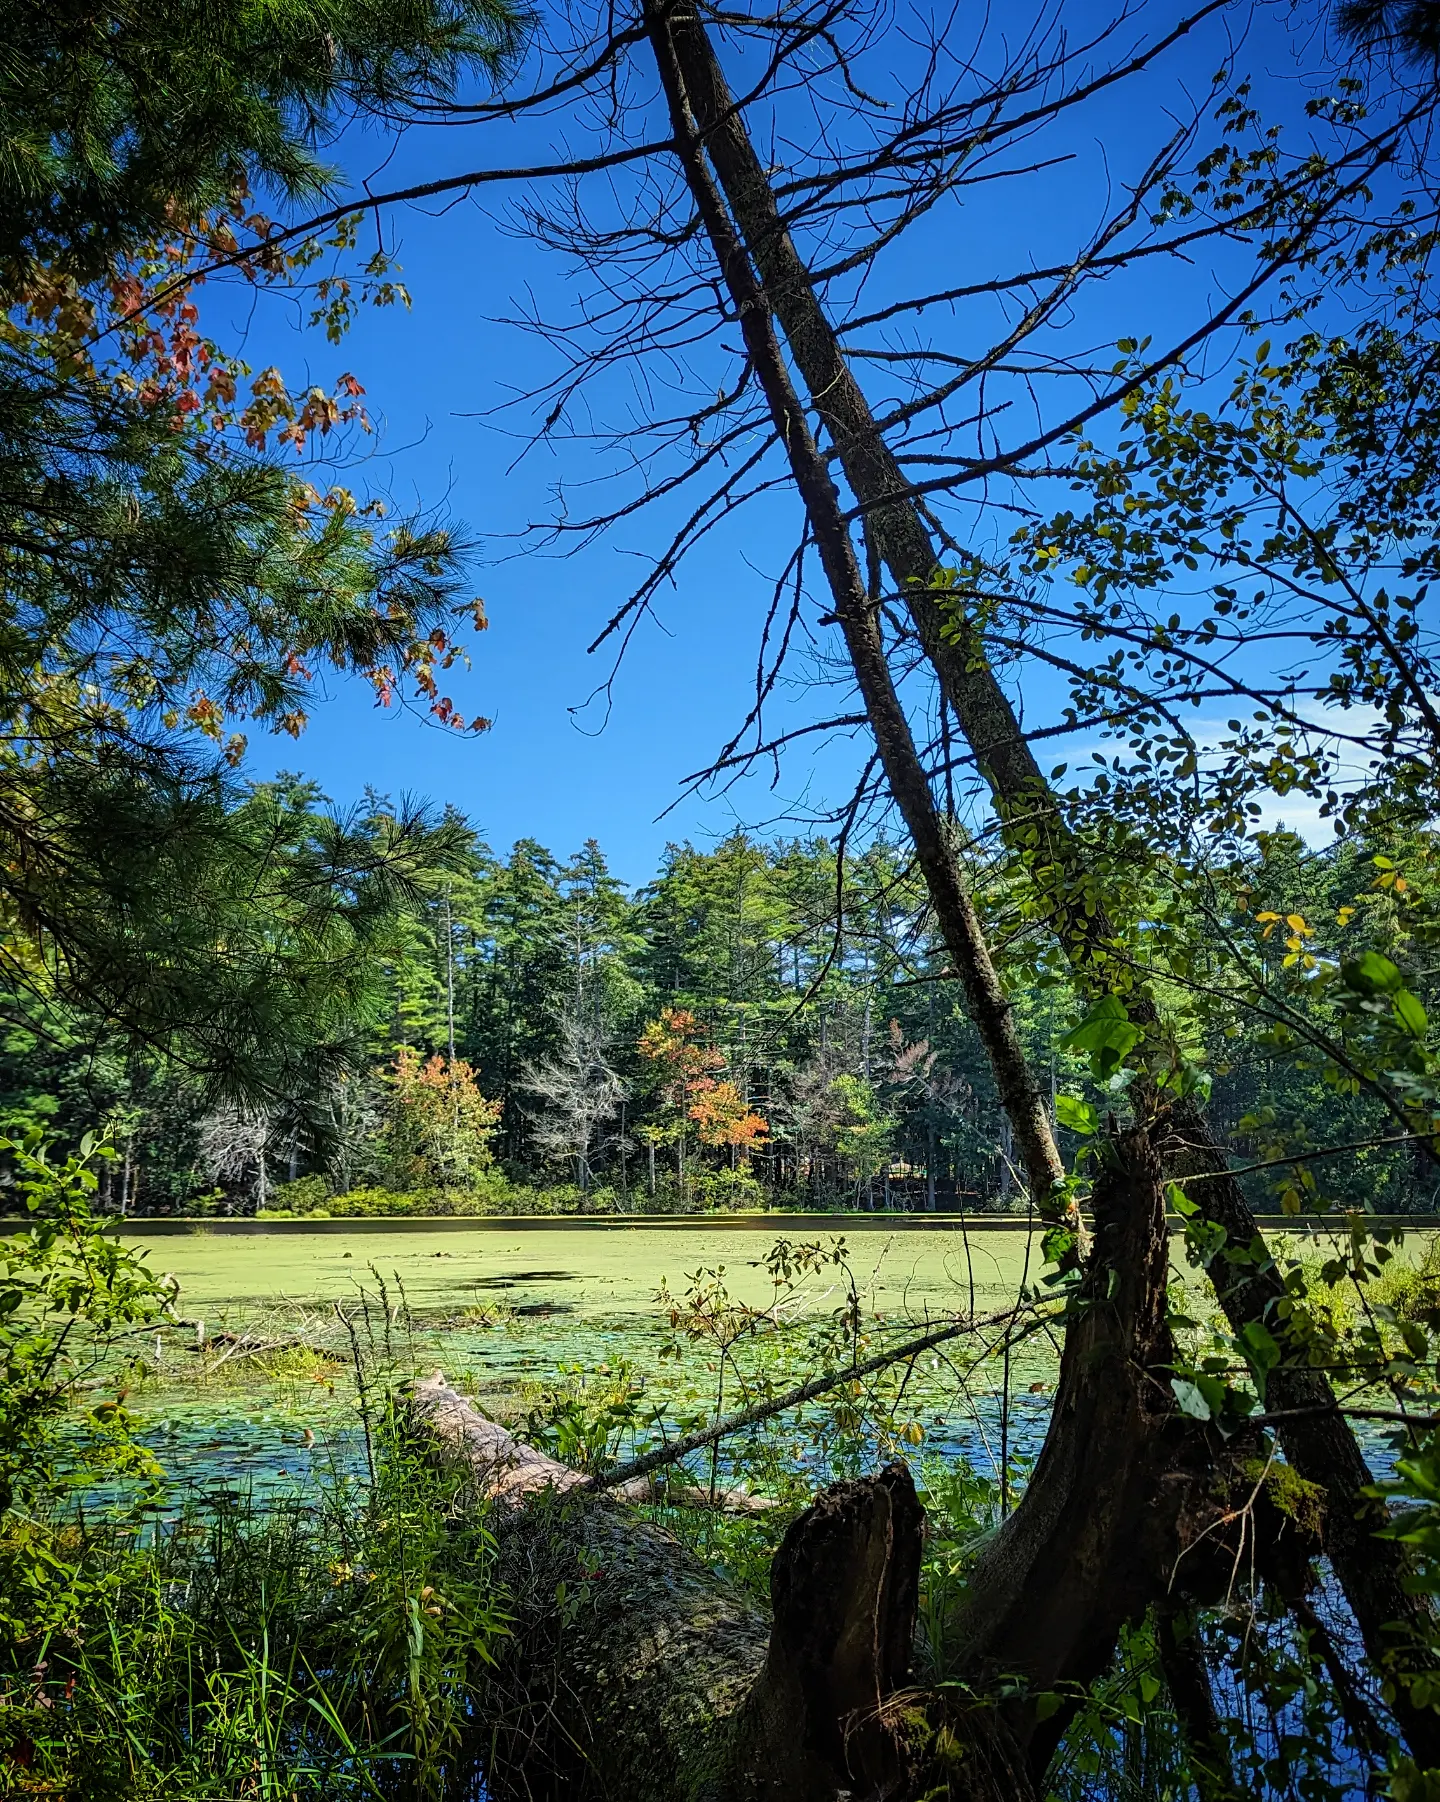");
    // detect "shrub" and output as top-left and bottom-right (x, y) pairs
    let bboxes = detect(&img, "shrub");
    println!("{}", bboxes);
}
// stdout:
(649, 1167), (770, 1212)
(3, 1423), (508, 1798)
(255, 1170), (775, 1220)
(689, 1166), (768, 1211)
(260, 1174), (520, 1219)
(269, 1174), (332, 1215)
(328, 1186), (420, 1217)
